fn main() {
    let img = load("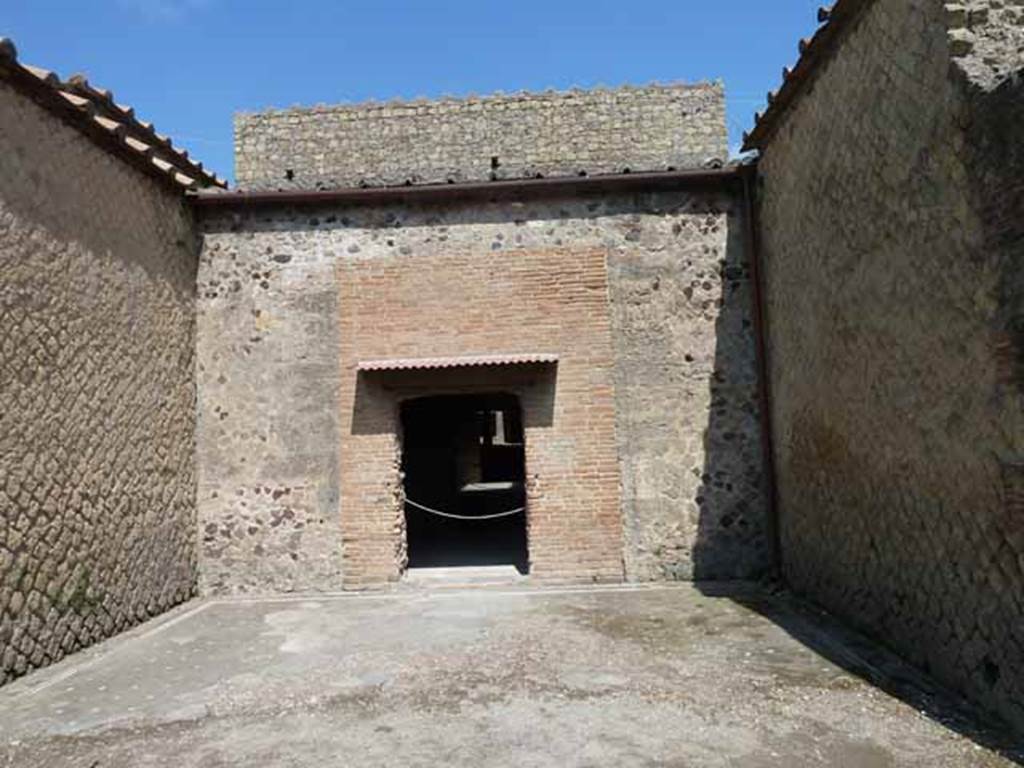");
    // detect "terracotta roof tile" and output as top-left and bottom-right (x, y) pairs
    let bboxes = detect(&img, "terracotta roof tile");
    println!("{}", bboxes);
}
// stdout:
(358, 353), (559, 372)
(742, 1), (870, 151)
(0, 37), (224, 190)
